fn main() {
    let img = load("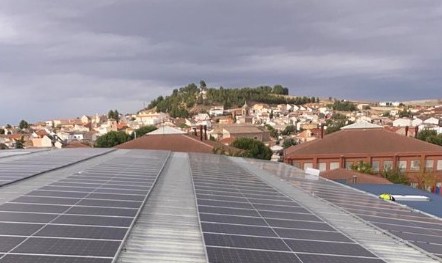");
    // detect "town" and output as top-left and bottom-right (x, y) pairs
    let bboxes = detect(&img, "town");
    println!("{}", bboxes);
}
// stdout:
(1, 84), (442, 193)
